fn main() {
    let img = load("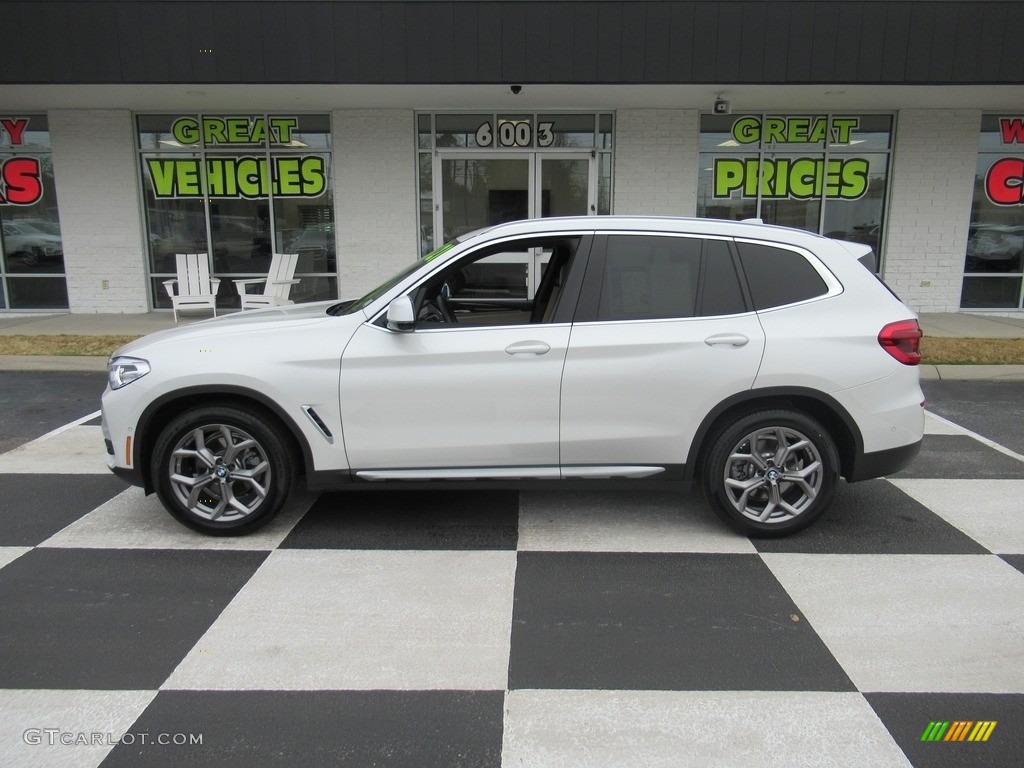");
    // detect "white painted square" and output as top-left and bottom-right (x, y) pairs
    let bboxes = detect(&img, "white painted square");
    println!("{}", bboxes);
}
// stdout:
(0, 689), (156, 768)
(923, 411), (966, 435)
(518, 490), (756, 553)
(762, 554), (1024, 692)
(890, 478), (1024, 553)
(0, 546), (31, 571)
(39, 487), (315, 551)
(502, 690), (911, 768)
(0, 426), (107, 474)
(163, 549), (516, 691)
